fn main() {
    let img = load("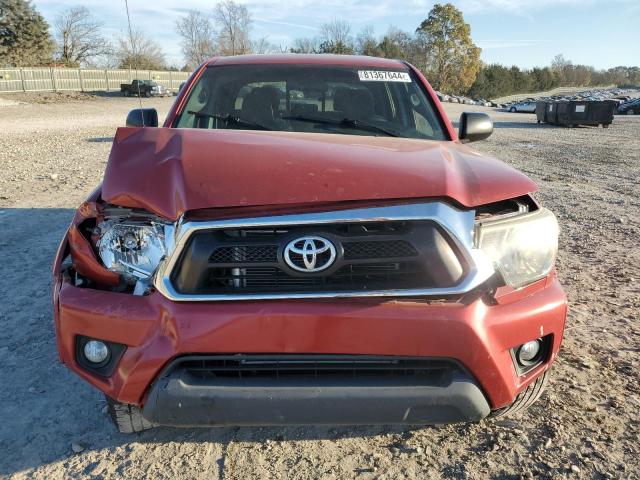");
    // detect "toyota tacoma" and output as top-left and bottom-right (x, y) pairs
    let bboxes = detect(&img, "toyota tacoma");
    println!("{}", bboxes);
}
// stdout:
(53, 55), (566, 432)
